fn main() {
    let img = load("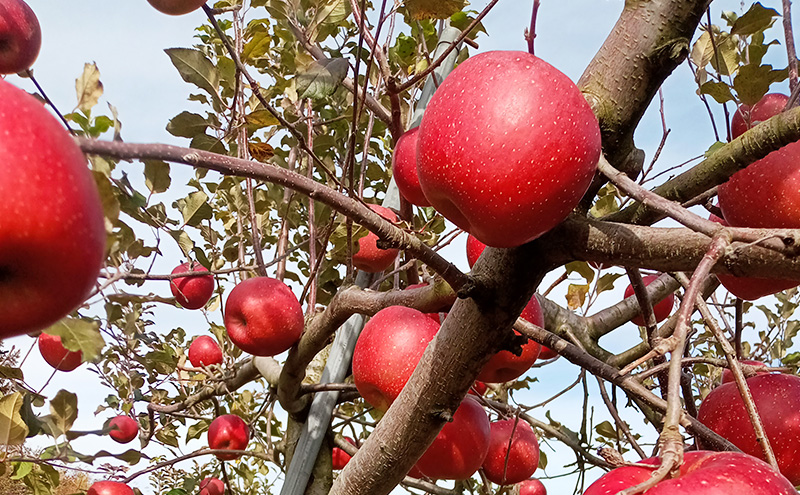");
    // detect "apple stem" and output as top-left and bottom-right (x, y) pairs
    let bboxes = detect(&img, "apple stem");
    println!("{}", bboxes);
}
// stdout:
(527, 0), (540, 55)
(25, 70), (75, 136)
